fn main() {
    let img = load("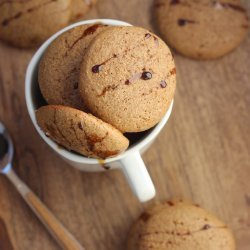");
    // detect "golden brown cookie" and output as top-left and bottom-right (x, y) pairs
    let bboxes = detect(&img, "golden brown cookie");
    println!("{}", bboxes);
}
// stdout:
(79, 26), (176, 132)
(38, 23), (109, 110)
(127, 200), (236, 250)
(0, 0), (71, 48)
(36, 105), (129, 159)
(154, 0), (249, 59)
(70, 0), (97, 21)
